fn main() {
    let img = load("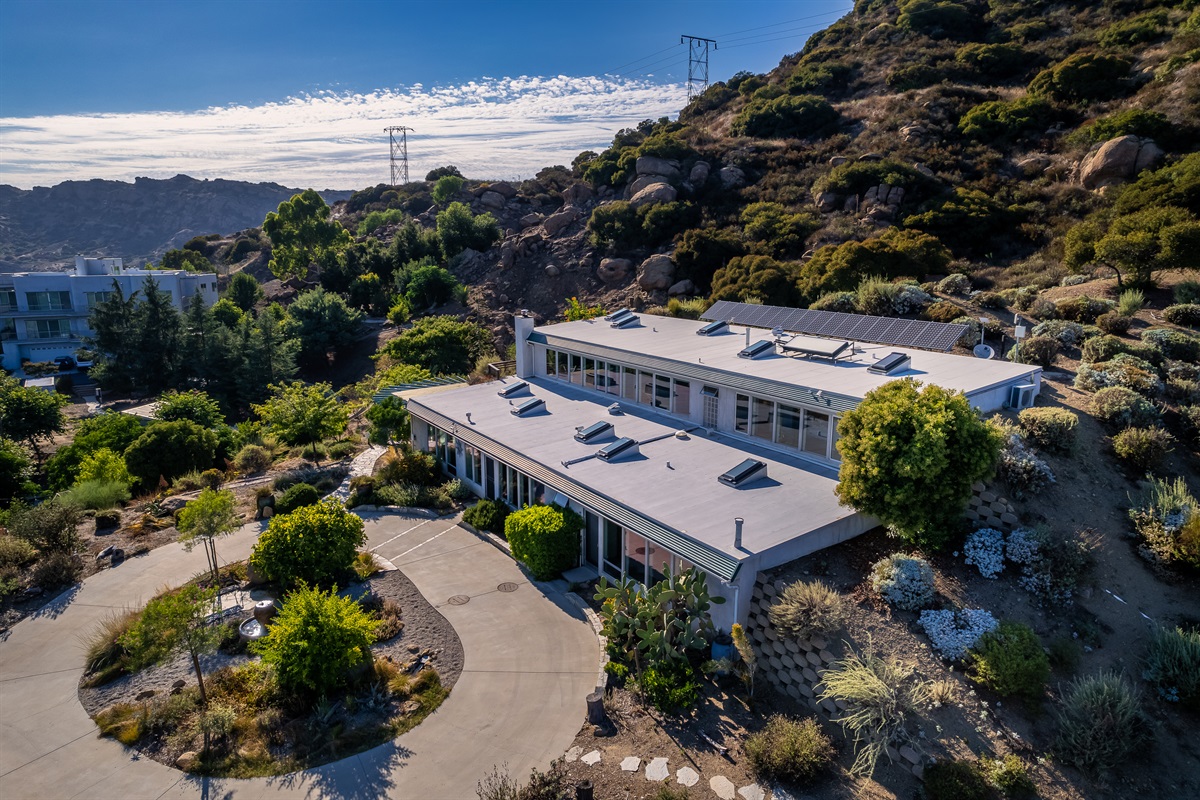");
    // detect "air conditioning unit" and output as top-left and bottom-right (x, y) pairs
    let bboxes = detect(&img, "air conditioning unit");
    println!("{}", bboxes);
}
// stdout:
(1008, 384), (1036, 410)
